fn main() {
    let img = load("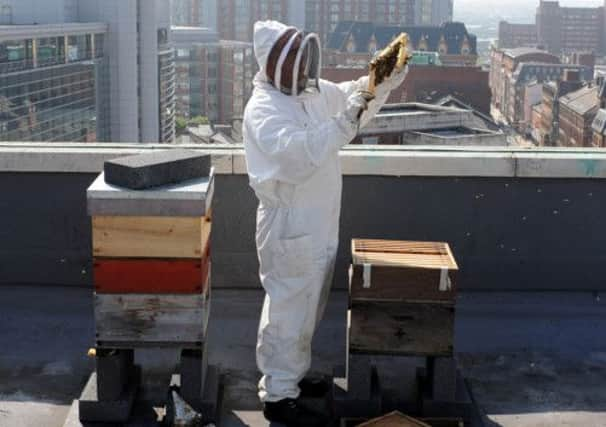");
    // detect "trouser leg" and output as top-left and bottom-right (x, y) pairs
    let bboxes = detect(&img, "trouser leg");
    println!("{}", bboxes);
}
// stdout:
(257, 285), (317, 402)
